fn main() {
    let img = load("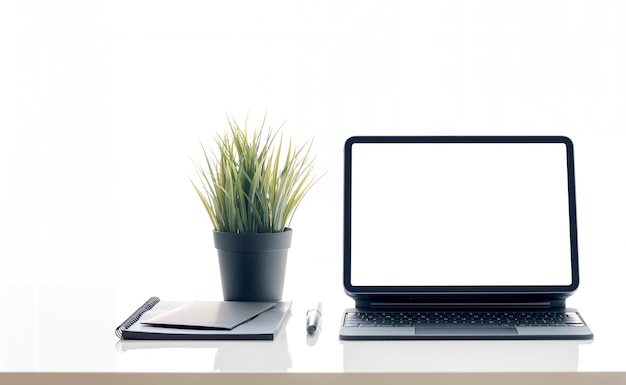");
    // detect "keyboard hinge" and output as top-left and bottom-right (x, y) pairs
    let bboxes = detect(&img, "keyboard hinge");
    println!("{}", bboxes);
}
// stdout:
(359, 299), (567, 310)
